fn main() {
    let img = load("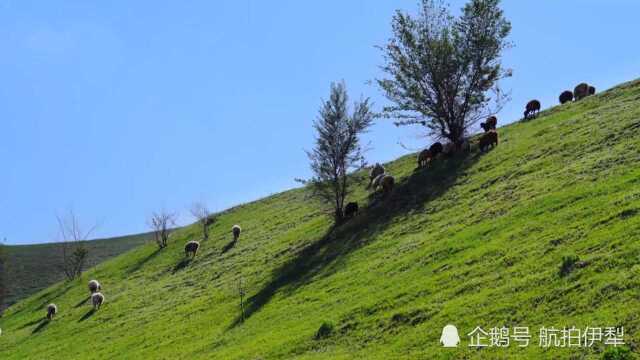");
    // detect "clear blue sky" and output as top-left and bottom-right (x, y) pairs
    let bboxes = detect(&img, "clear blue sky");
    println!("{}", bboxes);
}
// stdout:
(2, 1), (639, 244)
